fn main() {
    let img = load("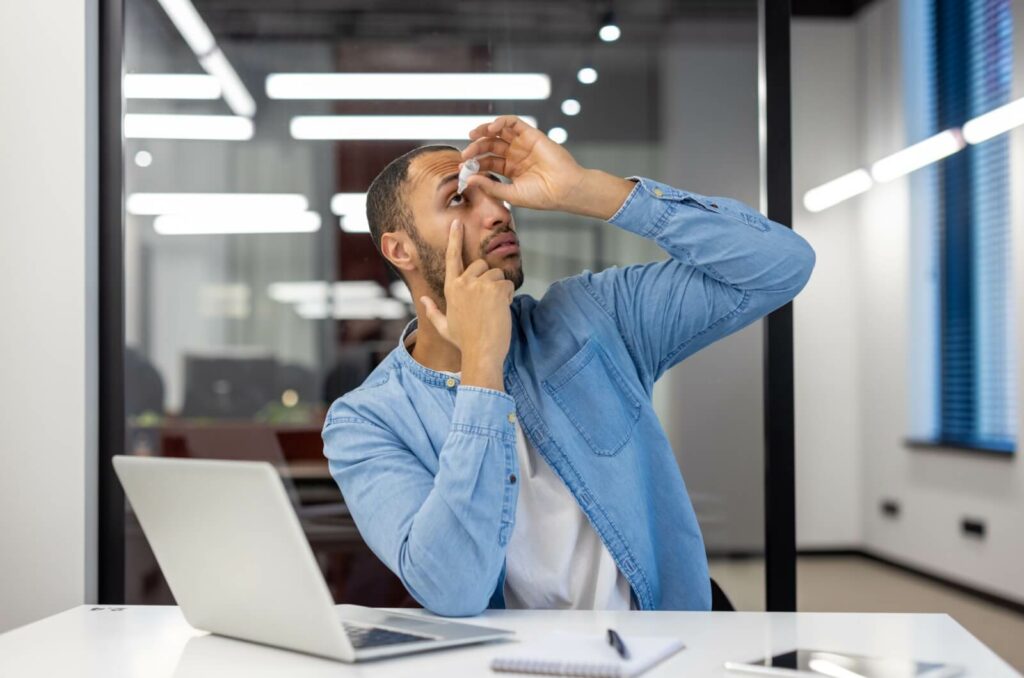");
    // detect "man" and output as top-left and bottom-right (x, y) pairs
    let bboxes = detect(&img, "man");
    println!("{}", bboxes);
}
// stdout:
(322, 115), (815, 616)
